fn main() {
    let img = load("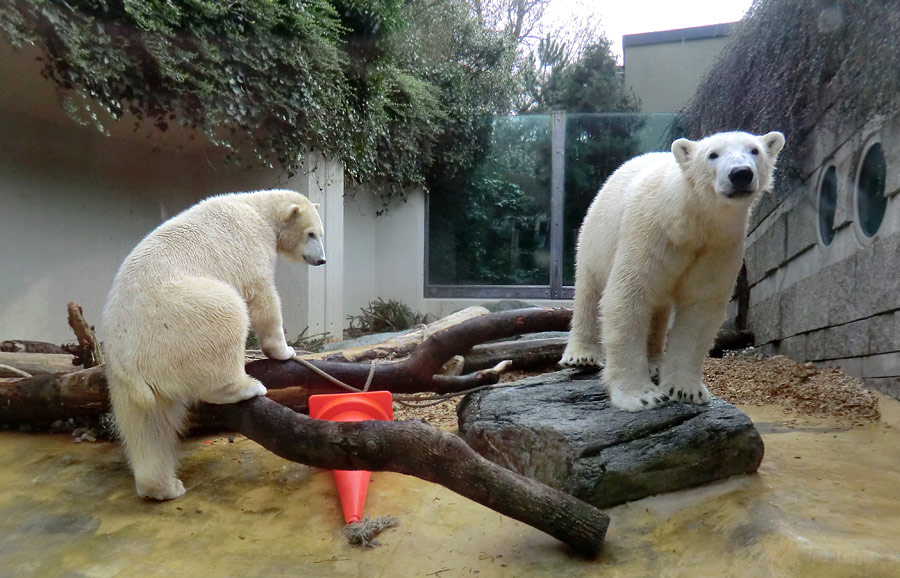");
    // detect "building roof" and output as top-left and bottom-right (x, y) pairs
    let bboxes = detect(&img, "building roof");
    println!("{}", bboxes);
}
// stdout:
(623, 22), (735, 48)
